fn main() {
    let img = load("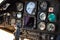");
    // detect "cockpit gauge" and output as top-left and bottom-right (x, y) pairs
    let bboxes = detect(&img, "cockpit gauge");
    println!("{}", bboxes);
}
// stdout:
(7, 13), (10, 16)
(16, 3), (23, 11)
(48, 13), (56, 22)
(25, 2), (36, 15)
(24, 38), (30, 40)
(17, 12), (22, 19)
(40, 1), (47, 11)
(38, 22), (46, 30)
(39, 12), (46, 21)
(47, 23), (55, 32)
